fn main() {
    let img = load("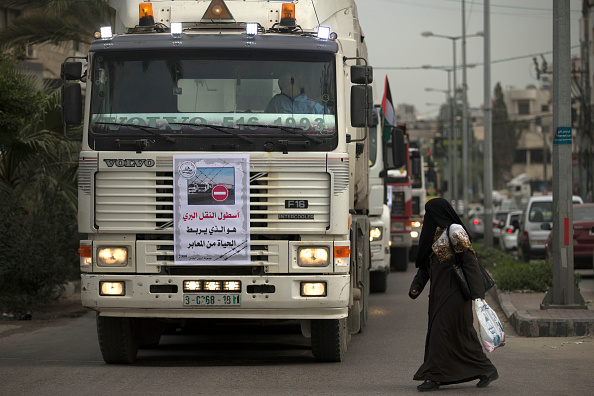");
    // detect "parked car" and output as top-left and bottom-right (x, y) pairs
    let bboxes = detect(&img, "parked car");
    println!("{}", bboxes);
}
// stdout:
(517, 195), (584, 262)
(492, 210), (510, 245)
(545, 203), (594, 269)
(467, 213), (484, 240)
(498, 210), (523, 252)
